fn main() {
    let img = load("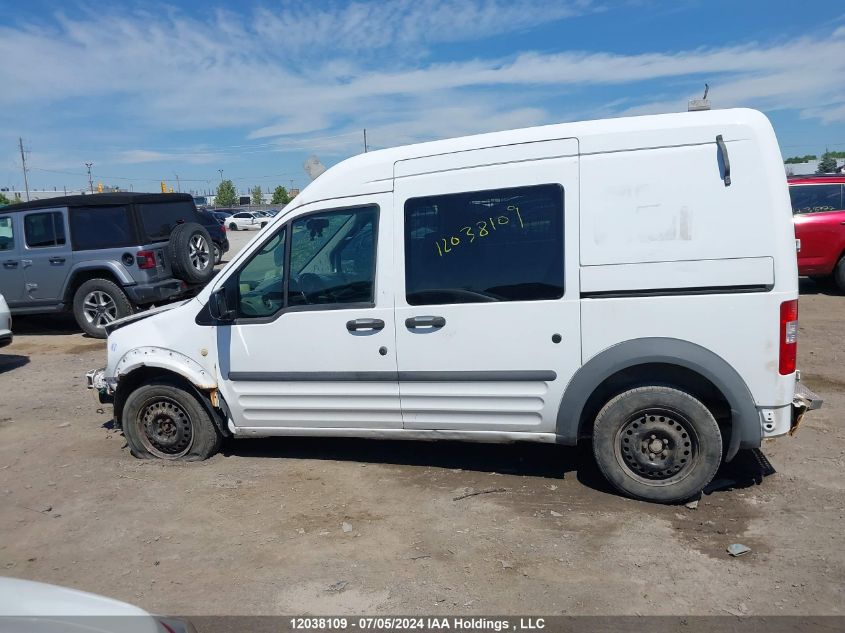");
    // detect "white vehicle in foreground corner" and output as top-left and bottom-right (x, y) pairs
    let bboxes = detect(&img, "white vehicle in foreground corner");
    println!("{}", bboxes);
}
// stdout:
(0, 293), (11, 348)
(87, 108), (822, 503)
(223, 211), (266, 231)
(0, 576), (194, 632)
